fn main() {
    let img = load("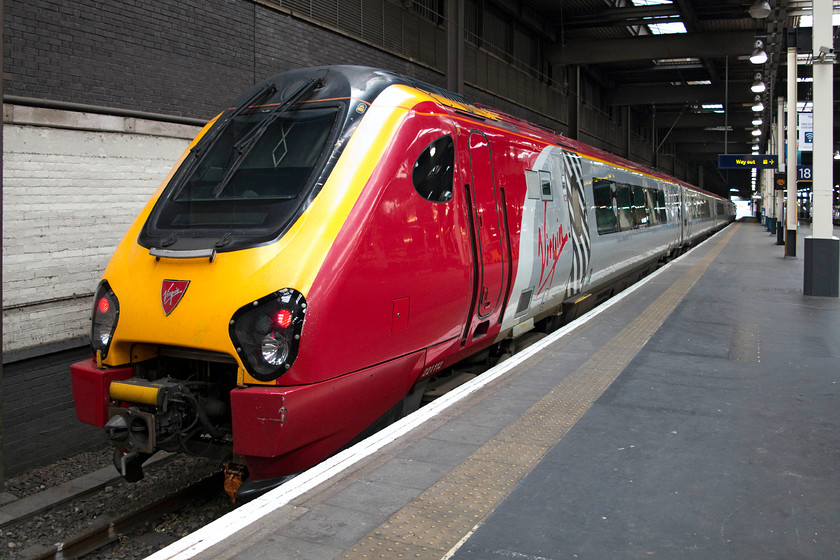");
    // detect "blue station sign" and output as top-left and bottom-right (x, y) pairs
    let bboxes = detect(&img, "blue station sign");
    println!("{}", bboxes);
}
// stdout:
(797, 165), (813, 182)
(717, 154), (779, 169)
